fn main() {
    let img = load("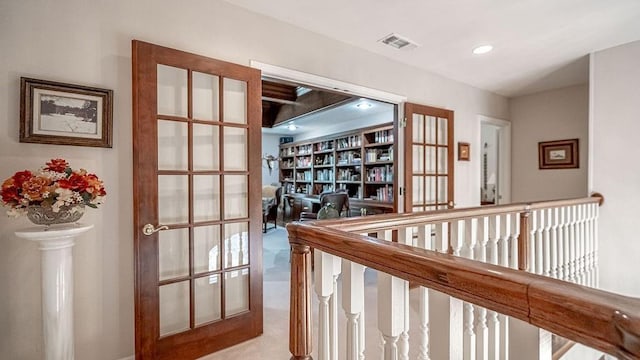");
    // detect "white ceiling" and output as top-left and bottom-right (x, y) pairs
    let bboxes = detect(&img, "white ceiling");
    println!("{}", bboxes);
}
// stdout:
(226, 0), (640, 97)
(262, 98), (394, 136)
